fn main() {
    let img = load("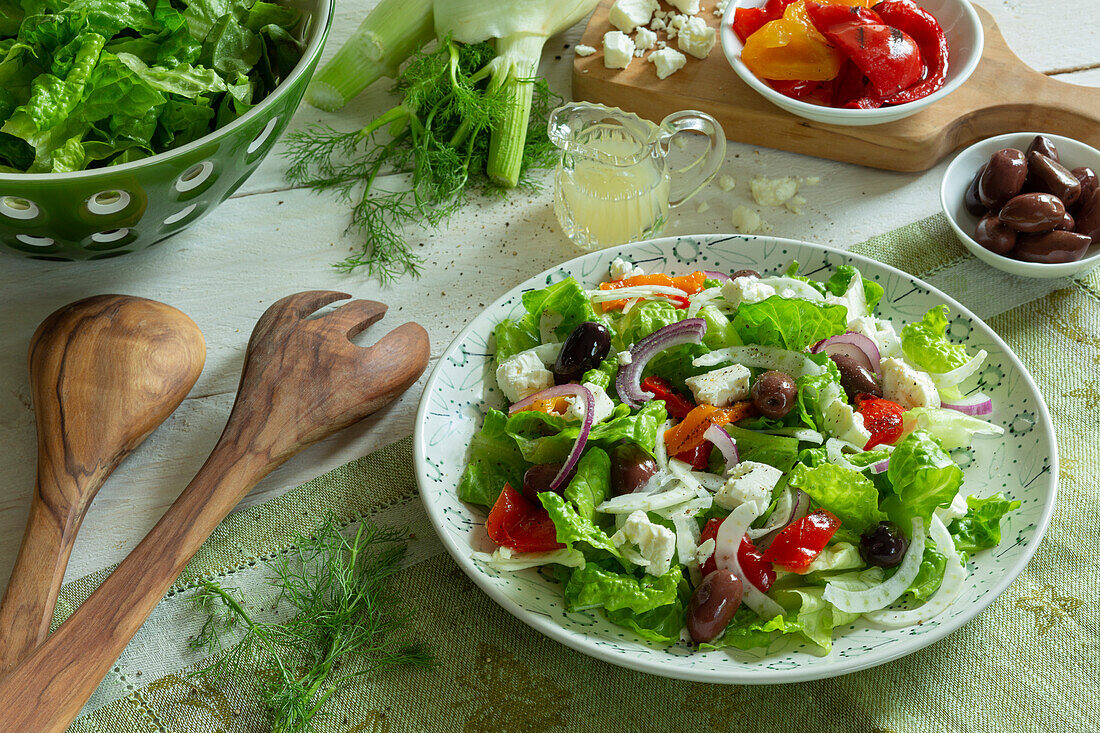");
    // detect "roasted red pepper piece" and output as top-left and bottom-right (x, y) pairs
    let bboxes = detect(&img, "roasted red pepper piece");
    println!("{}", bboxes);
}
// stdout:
(699, 518), (777, 592)
(766, 78), (836, 102)
(640, 376), (694, 420)
(831, 59), (884, 108)
(804, 2), (922, 98)
(675, 441), (712, 470)
(873, 0), (949, 104)
(486, 483), (565, 553)
(760, 509), (841, 571)
(855, 393), (906, 449)
(732, 0), (798, 43)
